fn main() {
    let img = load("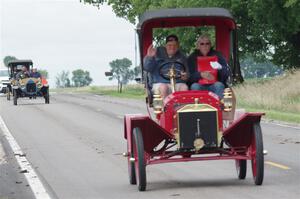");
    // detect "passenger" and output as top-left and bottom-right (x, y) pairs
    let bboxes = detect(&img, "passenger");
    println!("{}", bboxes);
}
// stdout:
(30, 68), (42, 78)
(143, 34), (189, 99)
(16, 66), (30, 79)
(187, 35), (231, 99)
